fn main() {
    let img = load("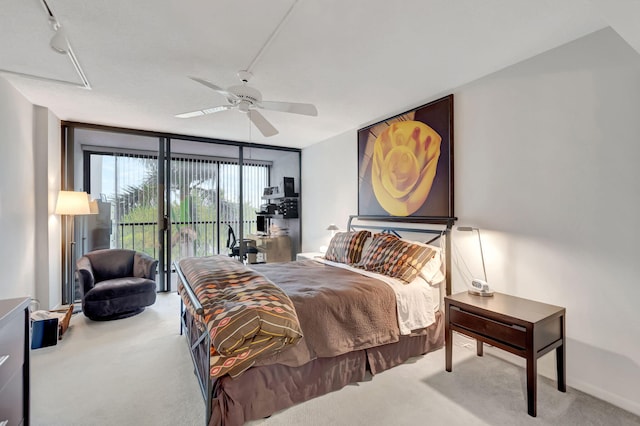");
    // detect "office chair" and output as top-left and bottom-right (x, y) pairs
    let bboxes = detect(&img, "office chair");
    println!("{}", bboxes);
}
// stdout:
(226, 225), (259, 262)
